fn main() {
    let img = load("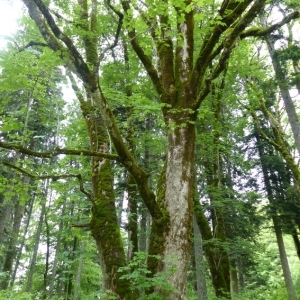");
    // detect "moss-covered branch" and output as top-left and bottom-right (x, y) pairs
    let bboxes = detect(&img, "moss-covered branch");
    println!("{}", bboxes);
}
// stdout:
(27, 0), (91, 82)
(240, 11), (300, 39)
(191, 0), (254, 91)
(2, 161), (92, 200)
(0, 142), (119, 160)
